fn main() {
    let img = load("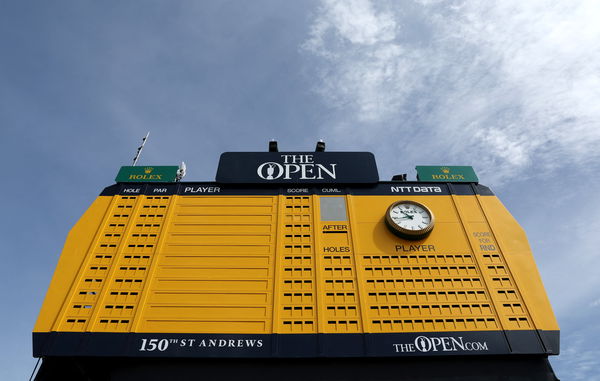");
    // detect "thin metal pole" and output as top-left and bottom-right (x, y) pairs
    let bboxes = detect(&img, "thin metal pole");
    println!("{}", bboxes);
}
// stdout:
(132, 132), (150, 166)
(28, 357), (41, 381)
